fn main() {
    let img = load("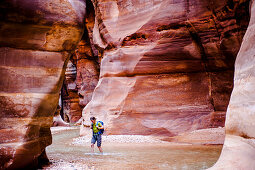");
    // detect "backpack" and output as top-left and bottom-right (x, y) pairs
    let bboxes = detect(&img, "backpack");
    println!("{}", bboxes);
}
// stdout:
(96, 121), (104, 135)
